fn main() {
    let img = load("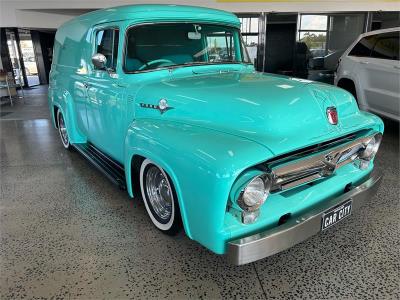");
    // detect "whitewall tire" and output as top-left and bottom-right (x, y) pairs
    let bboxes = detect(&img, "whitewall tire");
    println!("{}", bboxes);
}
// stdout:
(140, 159), (181, 235)
(57, 110), (70, 149)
